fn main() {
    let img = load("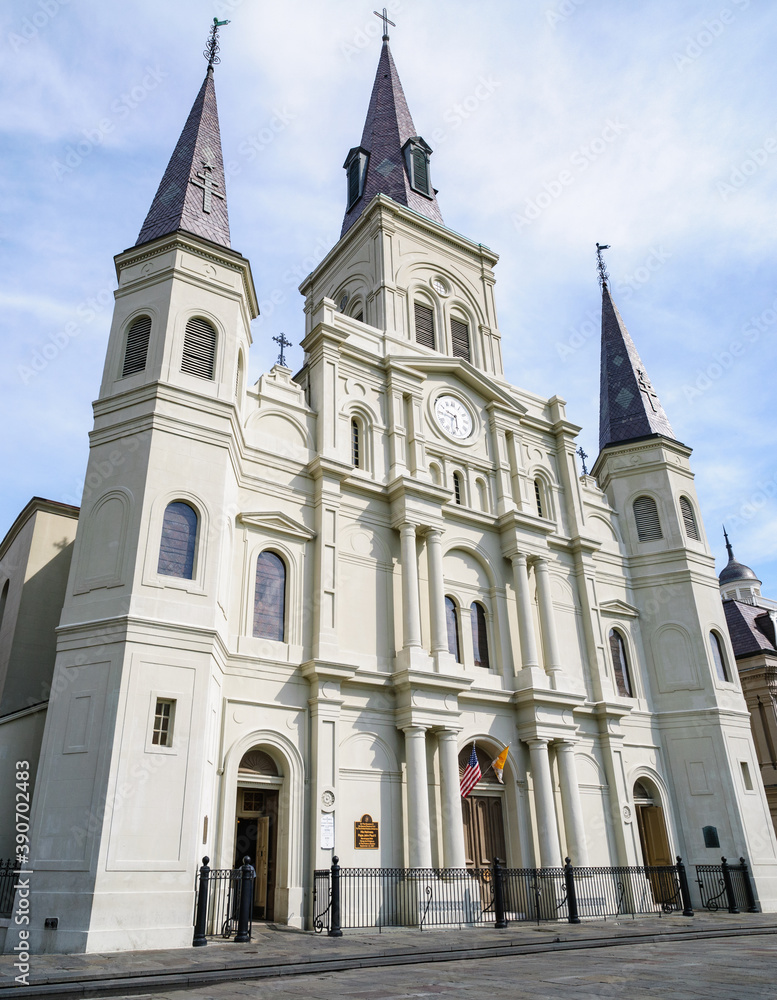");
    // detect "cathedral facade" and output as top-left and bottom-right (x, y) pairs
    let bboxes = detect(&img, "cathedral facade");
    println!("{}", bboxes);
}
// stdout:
(2, 28), (777, 954)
